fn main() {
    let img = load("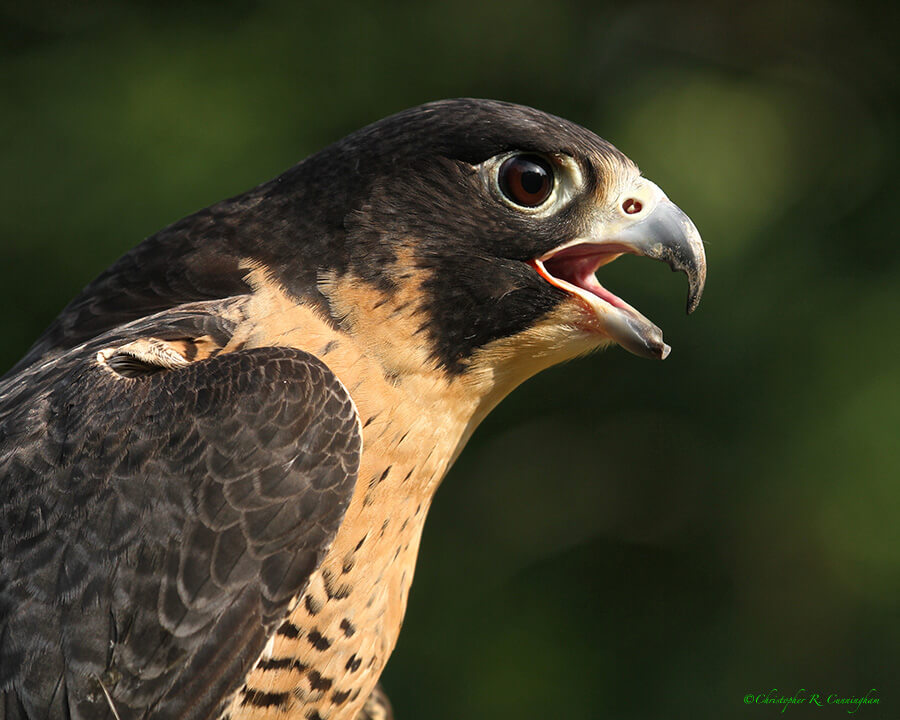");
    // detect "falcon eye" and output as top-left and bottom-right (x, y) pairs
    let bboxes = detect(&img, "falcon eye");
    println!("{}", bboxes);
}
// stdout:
(498, 154), (554, 208)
